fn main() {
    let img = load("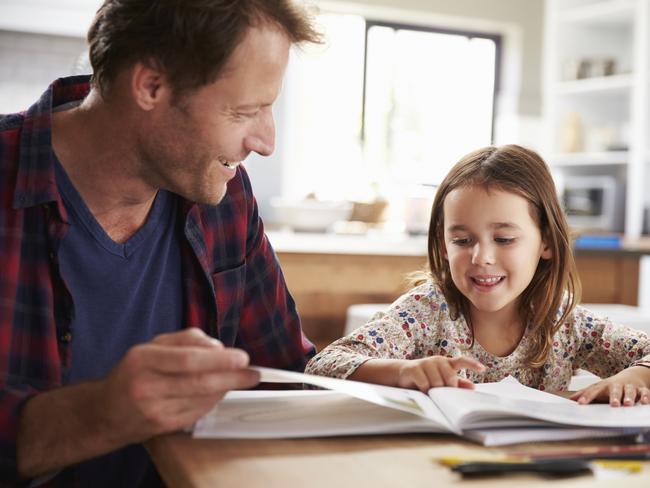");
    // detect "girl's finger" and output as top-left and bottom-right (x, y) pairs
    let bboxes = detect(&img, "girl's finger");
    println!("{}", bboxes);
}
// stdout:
(422, 363), (445, 388)
(609, 383), (623, 407)
(458, 377), (475, 389)
(438, 360), (460, 387)
(638, 387), (650, 404)
(623, 383), (637, 406)
(408, 367), (433, 393)
(569, 389), (584, 401)
(575, 384), (604, 404)
(448, 356), (486, 373)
